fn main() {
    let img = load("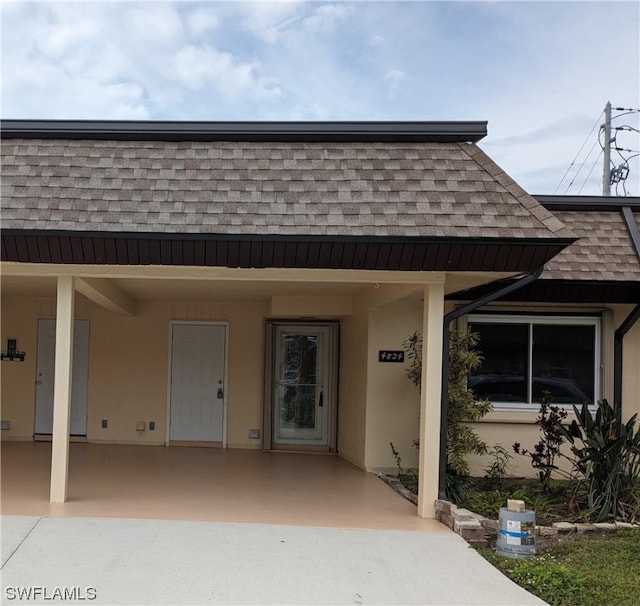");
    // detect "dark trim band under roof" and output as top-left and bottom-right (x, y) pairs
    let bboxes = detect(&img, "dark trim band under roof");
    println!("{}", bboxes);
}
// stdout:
(1, 231), (571, 273)
(447, 279), (640, 305)
(535, 195), (640, 211)
(0, 119), (488, 143)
